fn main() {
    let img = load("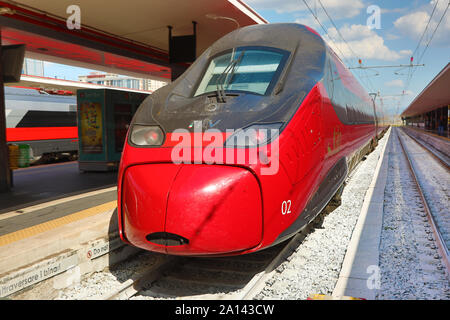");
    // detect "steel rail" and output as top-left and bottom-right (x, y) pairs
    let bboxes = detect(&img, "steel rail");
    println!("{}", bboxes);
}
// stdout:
(396, 129), (450, 277)
(95, 256), (177, 300)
